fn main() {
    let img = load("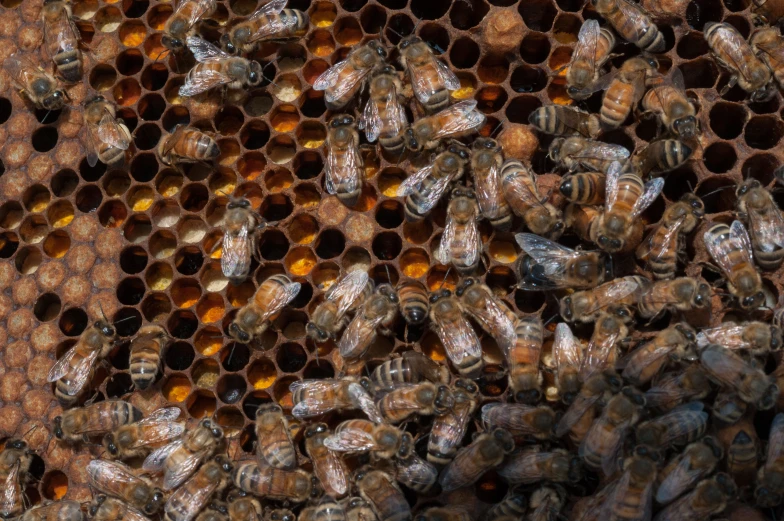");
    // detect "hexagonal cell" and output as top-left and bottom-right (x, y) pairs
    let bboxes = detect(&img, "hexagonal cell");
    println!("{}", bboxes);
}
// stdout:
(295, 122), (327, 149)
(171, 278), (203, 308)
(520, 33), (551, 64)
(334, 16), (363, 45)
(450, 0), (488, 29)
(703, 142), (737, 174)
(187, 390), (217, 418)
(141, 292), (172, 322)
(273, 376), (298, 408)
(123, 214), (152, 244)
(697, 177), (738, 214)
(216, 374), (248, 405)
(742, 153), (779, 185)
(506, 95), (542, 124)
(310, 1), (337, 27)
(256, 229), (287, 261)
(248, 358), (277, 390)
(131, 153), (159, 182)
(167, 309), (199, 339)
(678, 59), (719, 90)
(476, 86), (508, 114)
(59, 307), (88, 337)
(419, 23), (450, 55)
(113, 78), (142, 107)
(42, 471), (68, 500)
(95, 5), (122, 32)
(313, 229), (345, 260)
(238, 152), (267, 180)
(161, 373), (191, 403)
(261, 194), (294, 222)
(307, 29), (336, 57)
(120, 245), (148, 274)
(236, 183), (265, 208)
(745, 115), (784, 150)
(360, 4), (387, 33)
(174, 246), (204, 275)
(51, 169), (79, 198)
(102, 171), (131, 198)
(709, 102), (747, 140)
(147, 231), (176, 261)
(0, 232), (18, 259)
(19, 215), (48, 244)
(47, 200), (75, 228)
(426, 264), (458, 291)
(450, 37), (480, 69)
(511, 65), (548, 93)
(197, 294), (225, 324)
(117, 276), (145, 306)
(34, 293), (62, 322)
(32, 127), (58, 152)
(239, 120), (270, 151)
(195, 326), (224, 356)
